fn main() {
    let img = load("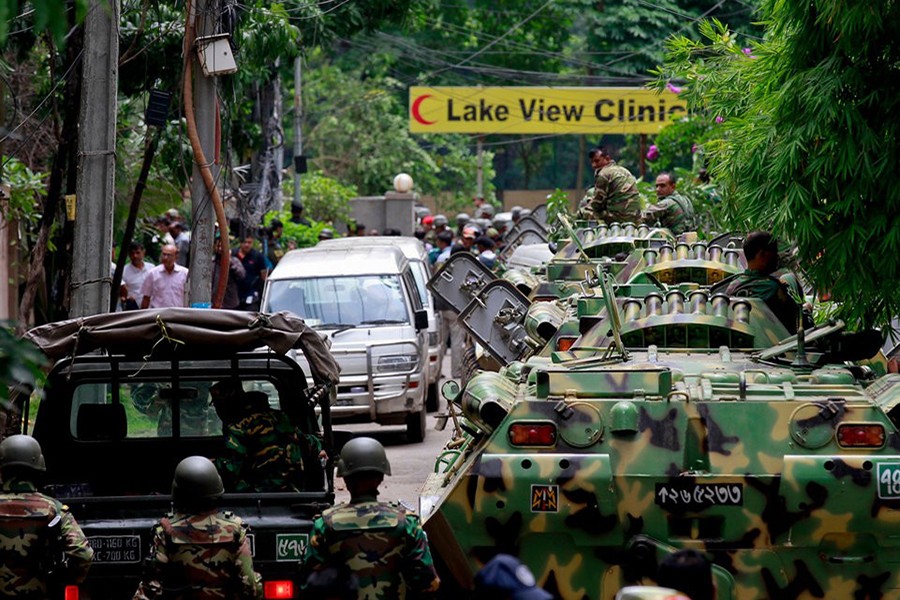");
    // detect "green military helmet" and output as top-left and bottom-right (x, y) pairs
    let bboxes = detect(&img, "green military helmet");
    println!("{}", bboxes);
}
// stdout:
(0, 434), (46, 472)
(456, 213), (471, 228)
(433, 214), (449, 227)
(172, 456), (224, 504)
(336, 437), (391, 477)
(478, 203), (496, 218)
